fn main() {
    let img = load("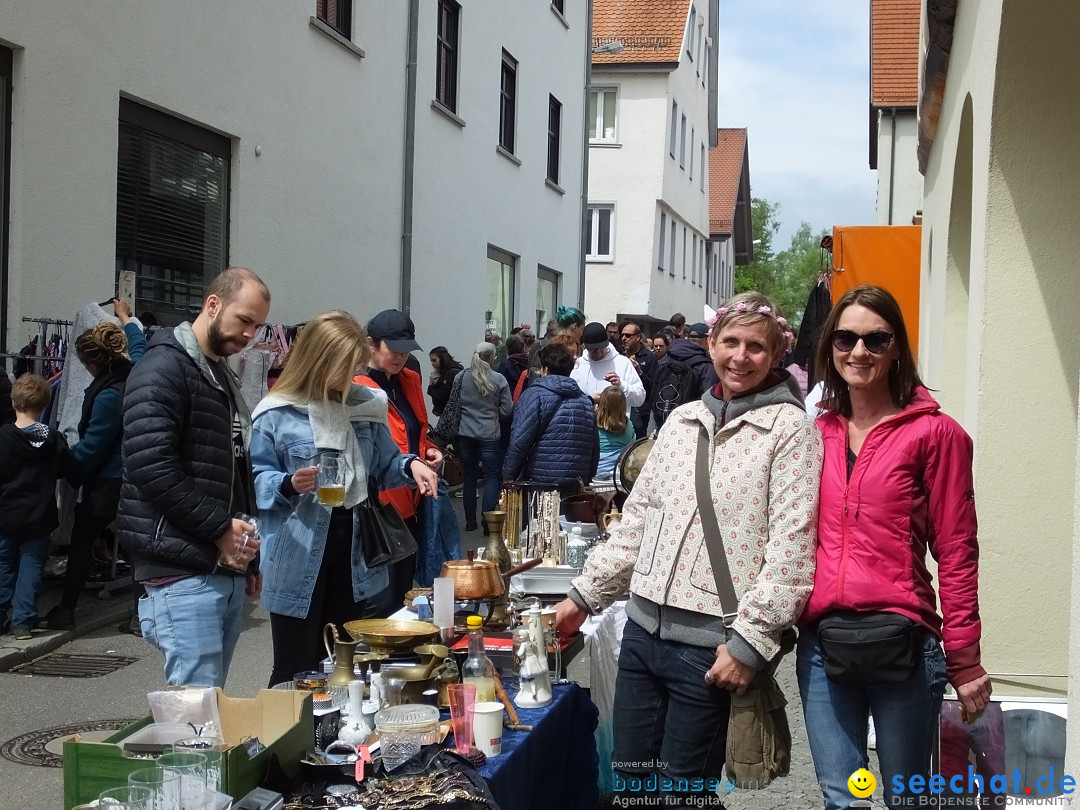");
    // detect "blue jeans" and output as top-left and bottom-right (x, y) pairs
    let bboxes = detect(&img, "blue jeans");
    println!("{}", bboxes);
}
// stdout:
(457, 436), (504, 525)
(139, 574), (246, 687)
(611, 620), (730, 808)
(797, 625), (947, 810)
(0, 533), (49, 630)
